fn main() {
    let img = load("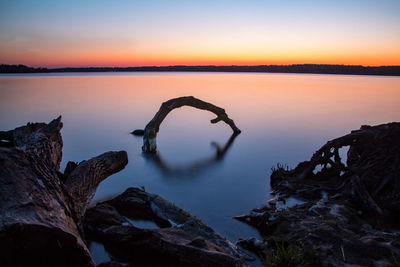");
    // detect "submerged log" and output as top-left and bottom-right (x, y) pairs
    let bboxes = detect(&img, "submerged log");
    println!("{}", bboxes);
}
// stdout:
(140, 96), (241, 152)
(0, 117), (128, 267)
